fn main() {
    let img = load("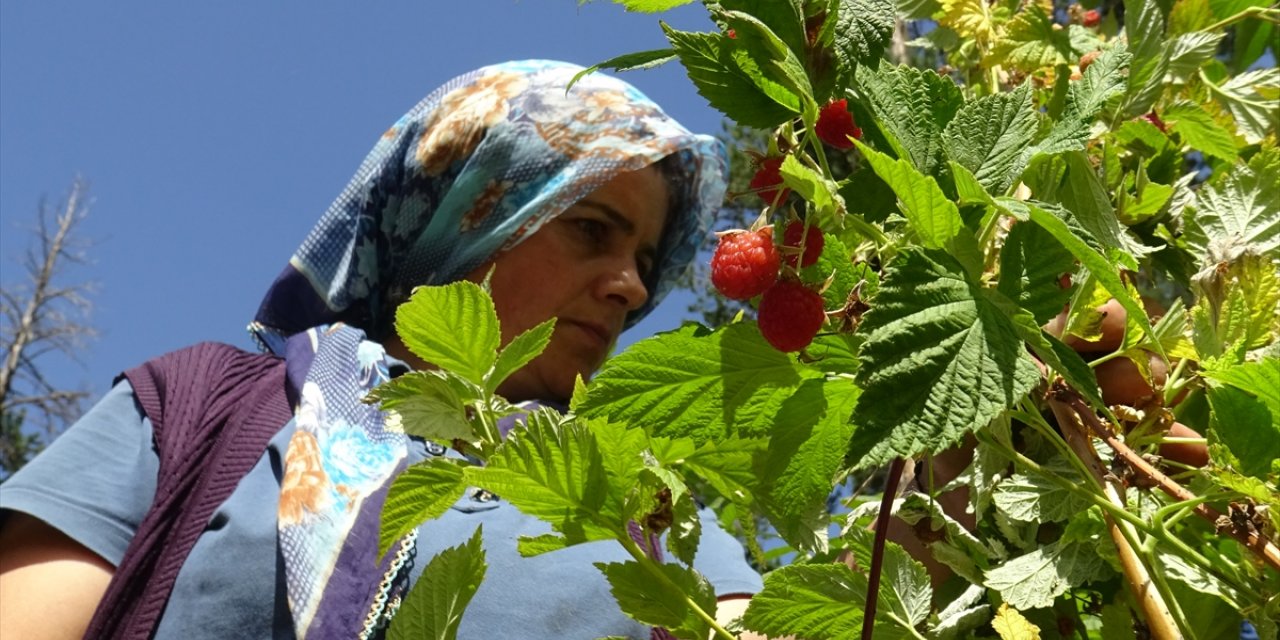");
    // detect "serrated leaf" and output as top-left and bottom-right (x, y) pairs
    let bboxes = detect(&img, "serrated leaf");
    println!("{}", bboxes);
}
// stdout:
(662, 24), (797, 128)
(1166, 31), (1225, 84)
(993, 456), (1094, 522)
(843, 528), (933, 633)
(722, 11), (814, 115)
(893, 494), (995, 584)
(857, 61), (964, 177)
(488, 318), (555, 393)
(1215, 67), (1280, 144)
(1059, 151), (1151, 265)
(739, 564), (867, 639)
(931, 584), (991, 640)
(834, 0), (896, 72)
(466, 413), (621, 548)
(938, 0), (996, 46)
(1163, 101), (1237, 162)
(379, 458), (470, 559)
(942, 82), (1039, 196)
(1037, 48), (1130, 155)
(1022, 201), (1157, 353)
(596, 561), (716, 640)
(681, 435), (766, 504)
(949, 162), (996, 207)
(847, 250), (1041, 470)
(1204, 358), (1280, 478)
(368, 371), (478, 444)
(991, 603), (1041, 640)
(718, 0), (808, 59)
(640, 466), (702, 565)
(801, 233), (863, 314)
(1119, 0), (1171, 119)
(852, 140), (964, 249)
(1185, 162), (1280, 266)
(387, 525), (486, 640)
(579, 323), (819, 444)
(611, 0), (695, 12)
(987, 1), (1073, 73)
(395, 282), (500, 385)
(985, 540), (1110, 610)
(758, 377), (860, 553)
(570, 49), (678, 90)
(779, 155), (841, 228)
(998, 220), (1076, 324)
